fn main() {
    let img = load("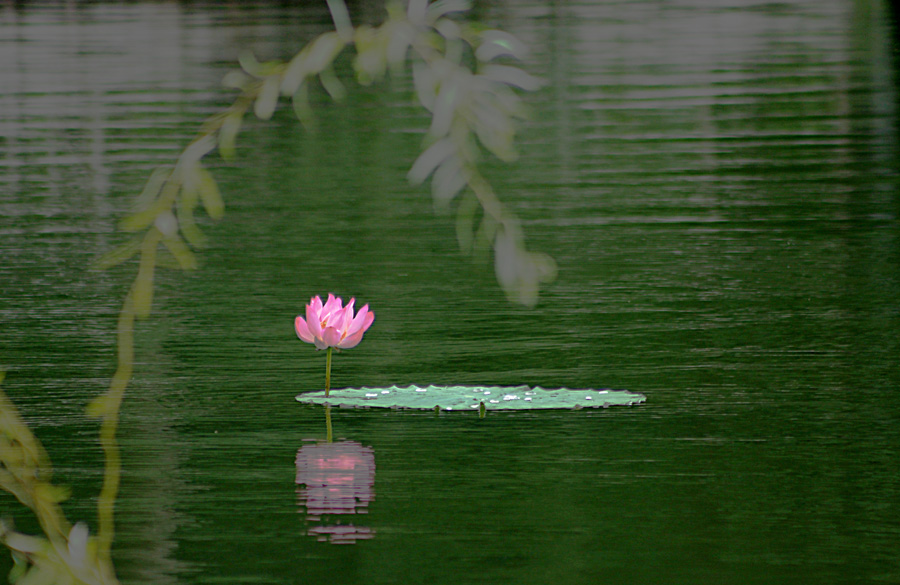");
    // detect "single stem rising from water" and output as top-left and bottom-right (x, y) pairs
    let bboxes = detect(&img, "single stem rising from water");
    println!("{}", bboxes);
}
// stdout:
(325, 346), (333, 397)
